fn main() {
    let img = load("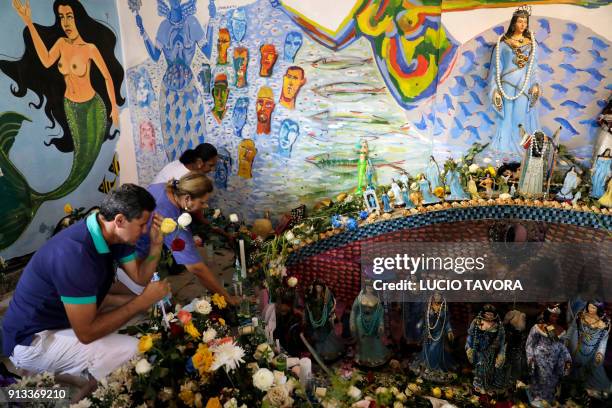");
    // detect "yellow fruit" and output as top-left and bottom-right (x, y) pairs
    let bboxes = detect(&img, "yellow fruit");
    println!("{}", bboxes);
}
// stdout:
(431, 387), (442, 398)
